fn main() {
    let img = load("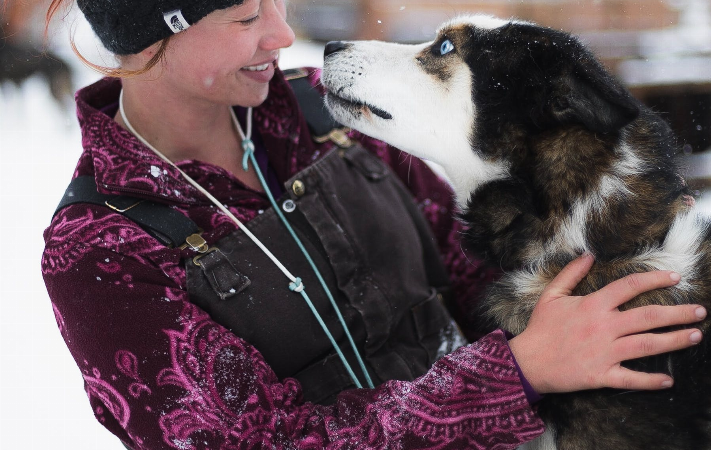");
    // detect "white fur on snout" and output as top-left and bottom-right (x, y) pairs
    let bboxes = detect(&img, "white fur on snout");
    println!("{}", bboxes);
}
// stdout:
(322, 39), (509, 207)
